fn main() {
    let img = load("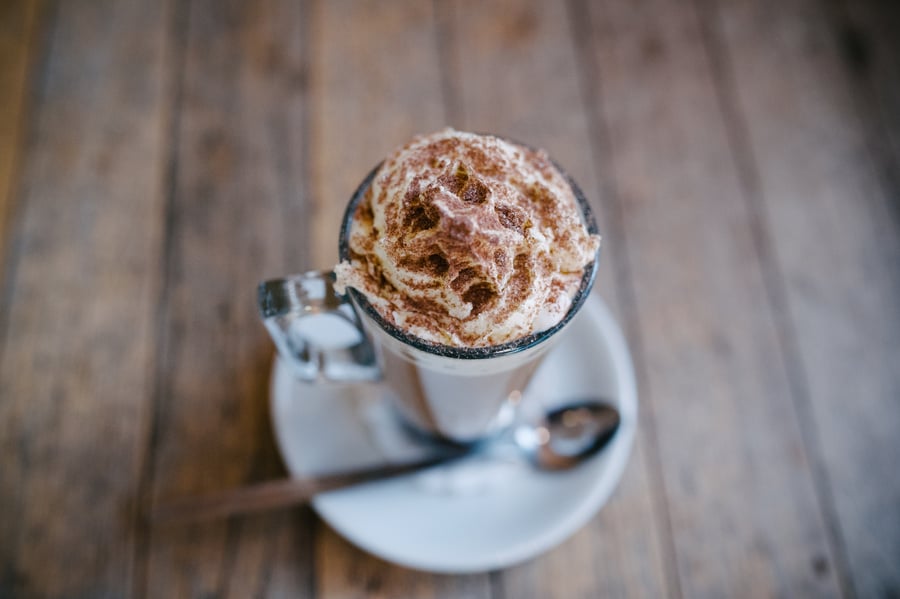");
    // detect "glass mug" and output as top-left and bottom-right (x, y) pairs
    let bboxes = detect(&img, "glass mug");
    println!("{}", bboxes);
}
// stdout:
(258, 164), (600, 445)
